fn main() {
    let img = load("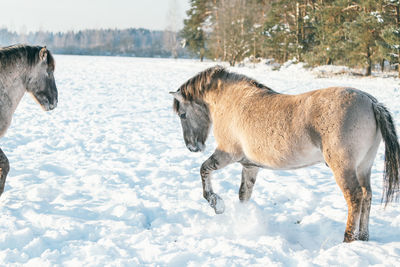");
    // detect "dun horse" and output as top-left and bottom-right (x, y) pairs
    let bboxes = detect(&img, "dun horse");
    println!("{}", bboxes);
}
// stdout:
(171, 66), (400, 242)
(0, 45), (58, 195)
